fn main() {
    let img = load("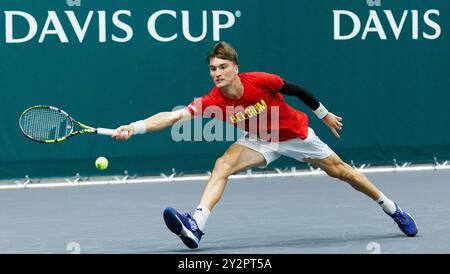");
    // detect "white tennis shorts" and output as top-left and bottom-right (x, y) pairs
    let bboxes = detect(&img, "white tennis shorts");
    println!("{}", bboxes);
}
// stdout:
(235, 127), (334, 167)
